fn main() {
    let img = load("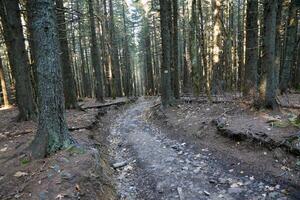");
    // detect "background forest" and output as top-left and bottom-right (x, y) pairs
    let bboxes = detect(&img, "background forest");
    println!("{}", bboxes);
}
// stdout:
(1, 0), (300, 113)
